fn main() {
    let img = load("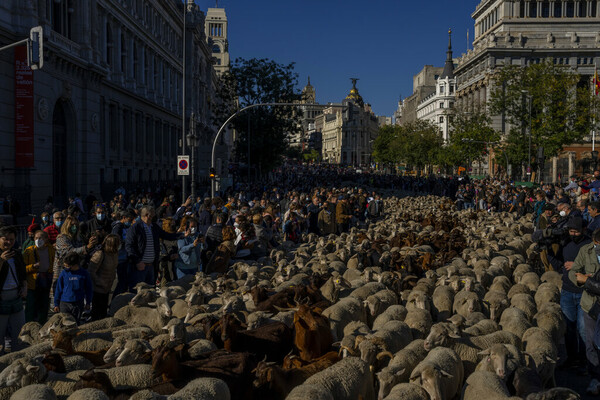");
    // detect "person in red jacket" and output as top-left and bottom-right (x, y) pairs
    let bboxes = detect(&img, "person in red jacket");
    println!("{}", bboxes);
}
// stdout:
(43, 212), (64, 245)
